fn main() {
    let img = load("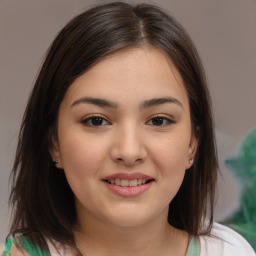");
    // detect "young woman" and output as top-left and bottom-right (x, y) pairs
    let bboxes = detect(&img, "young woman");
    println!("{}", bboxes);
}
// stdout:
(1, 2), (255, 256)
